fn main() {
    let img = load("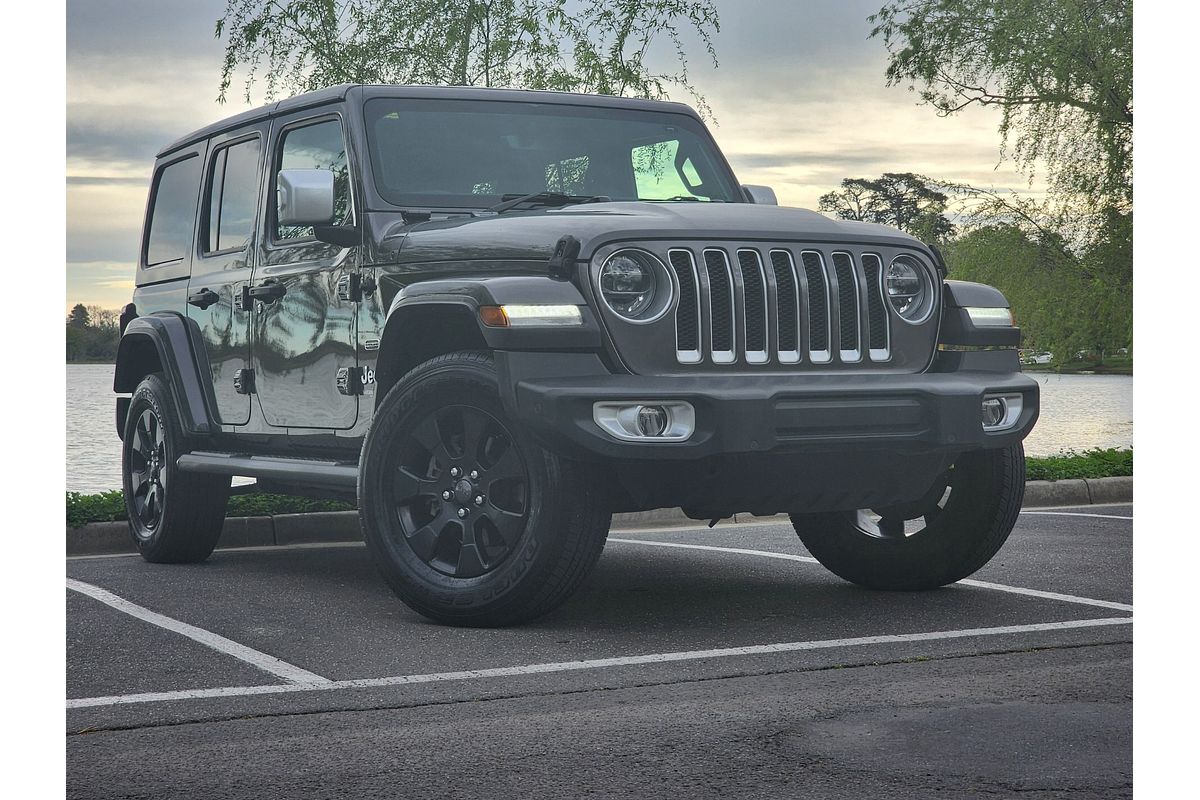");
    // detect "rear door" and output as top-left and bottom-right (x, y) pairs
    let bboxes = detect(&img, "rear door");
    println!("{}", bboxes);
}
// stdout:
(251, 110), (360, 429)
(187, 124), (268, 425)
